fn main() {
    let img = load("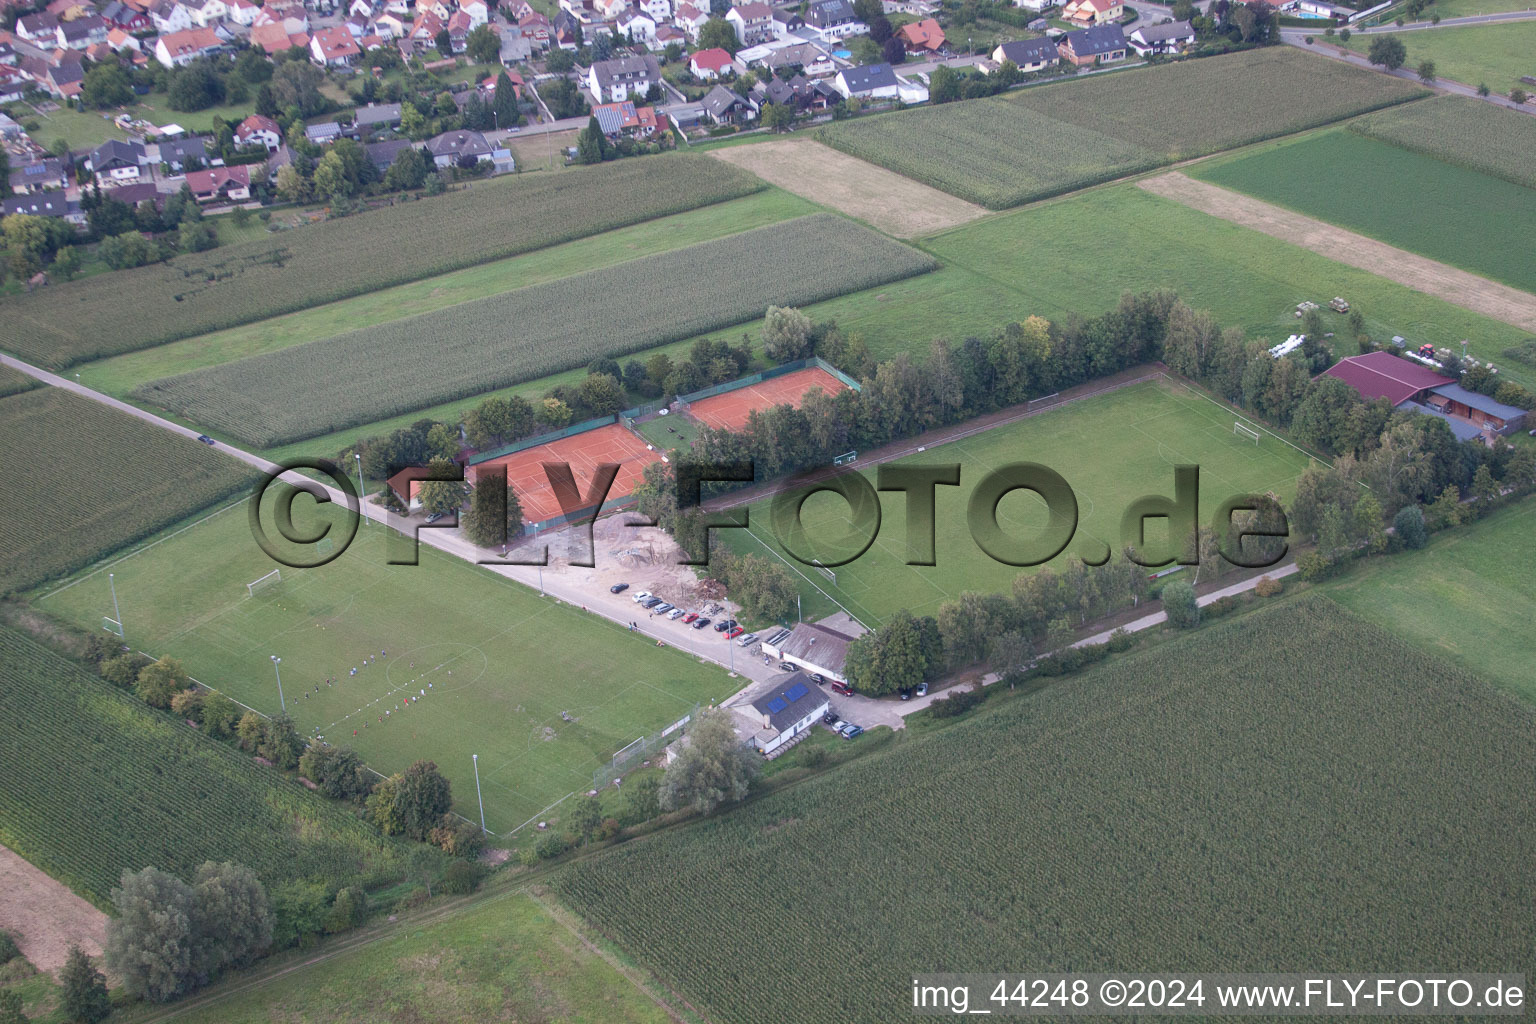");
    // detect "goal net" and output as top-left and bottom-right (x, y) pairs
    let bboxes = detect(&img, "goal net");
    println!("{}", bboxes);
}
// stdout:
(1233, 422), (1261, 445)
(102, 617), (123, 637)
(833, 450), (858, 466)
(247, 568), (281, 597)
(812, 561), (837, 585)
